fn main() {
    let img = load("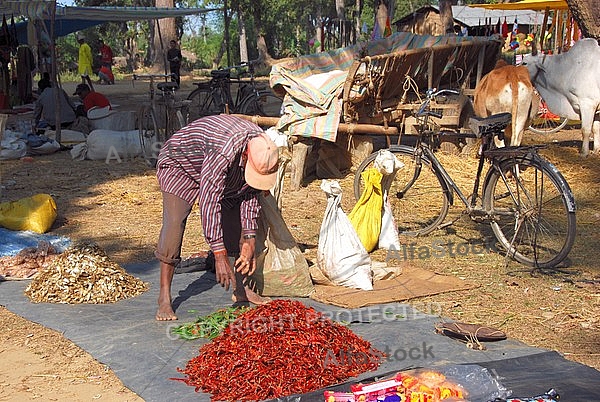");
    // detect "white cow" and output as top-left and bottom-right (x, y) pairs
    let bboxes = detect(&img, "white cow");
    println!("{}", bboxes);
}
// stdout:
(522, 38), (600, 156)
